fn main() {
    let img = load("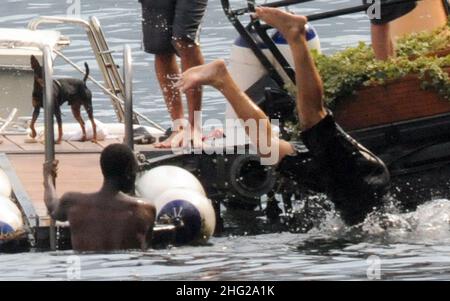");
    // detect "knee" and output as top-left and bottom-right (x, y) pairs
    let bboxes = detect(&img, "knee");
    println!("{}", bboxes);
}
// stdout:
(172, 37), (198, 55)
